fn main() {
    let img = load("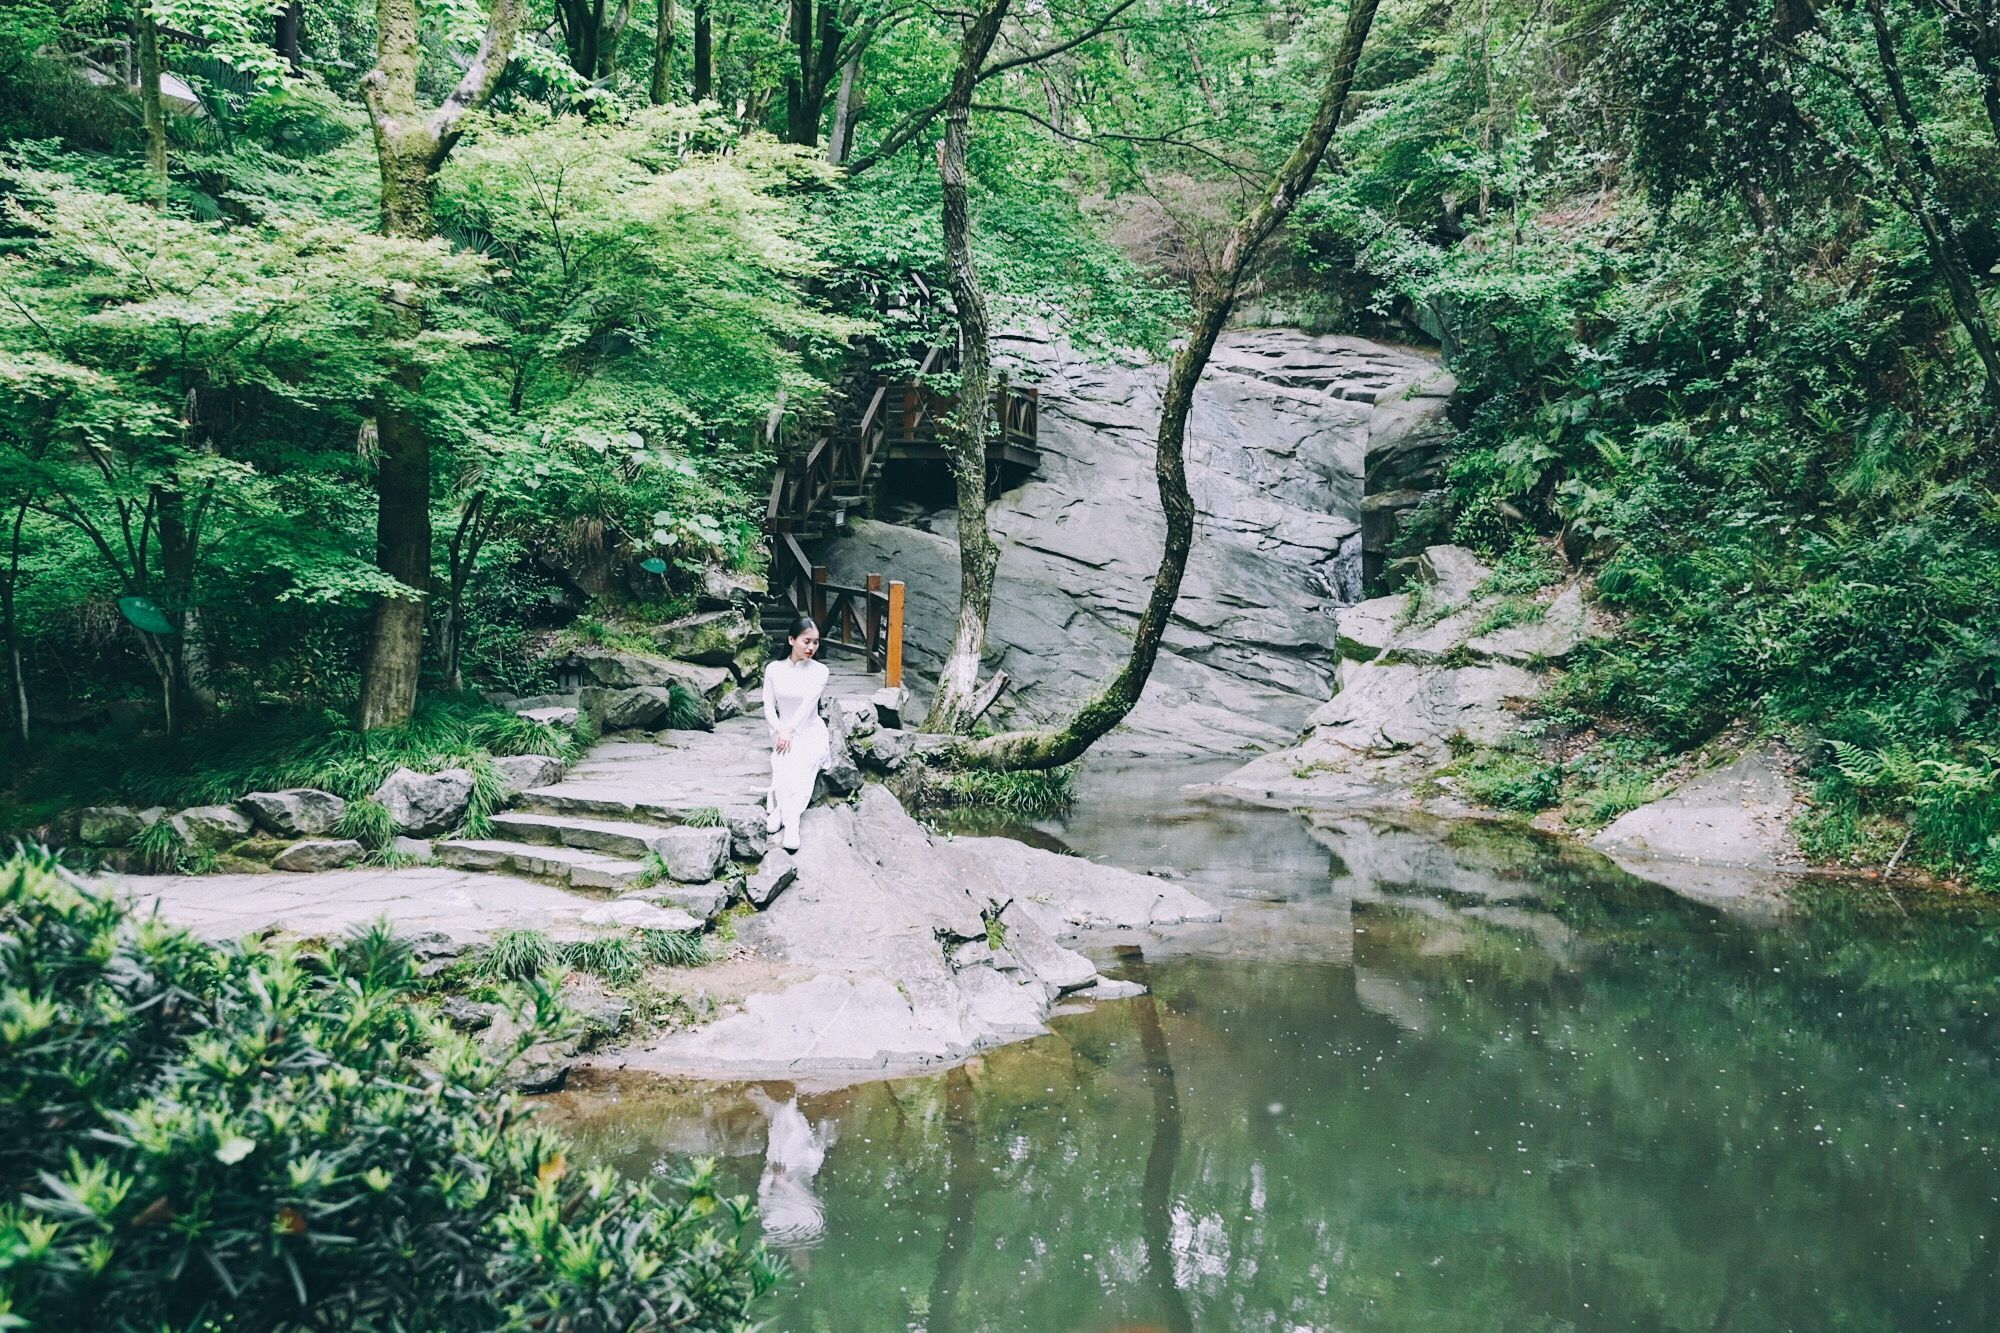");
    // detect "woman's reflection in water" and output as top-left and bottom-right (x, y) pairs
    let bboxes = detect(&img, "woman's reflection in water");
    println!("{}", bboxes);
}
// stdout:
(747, 1087), (829, 1258)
